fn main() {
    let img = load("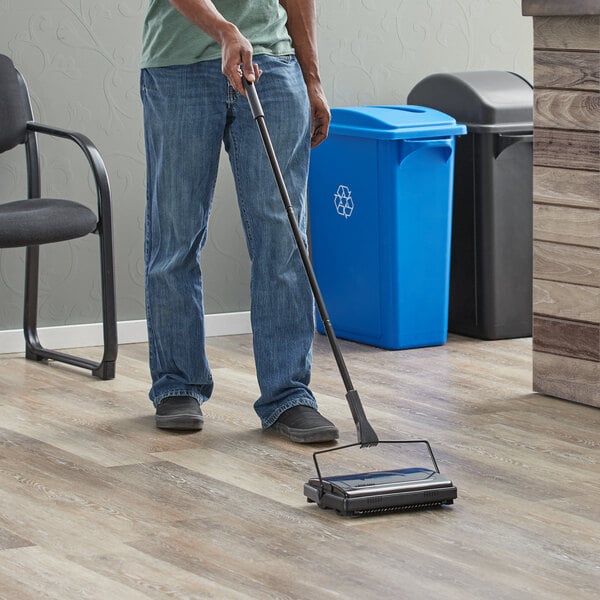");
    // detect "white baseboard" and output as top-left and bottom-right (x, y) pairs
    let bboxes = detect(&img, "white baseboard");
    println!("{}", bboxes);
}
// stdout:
(0, 311), (252, 355)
